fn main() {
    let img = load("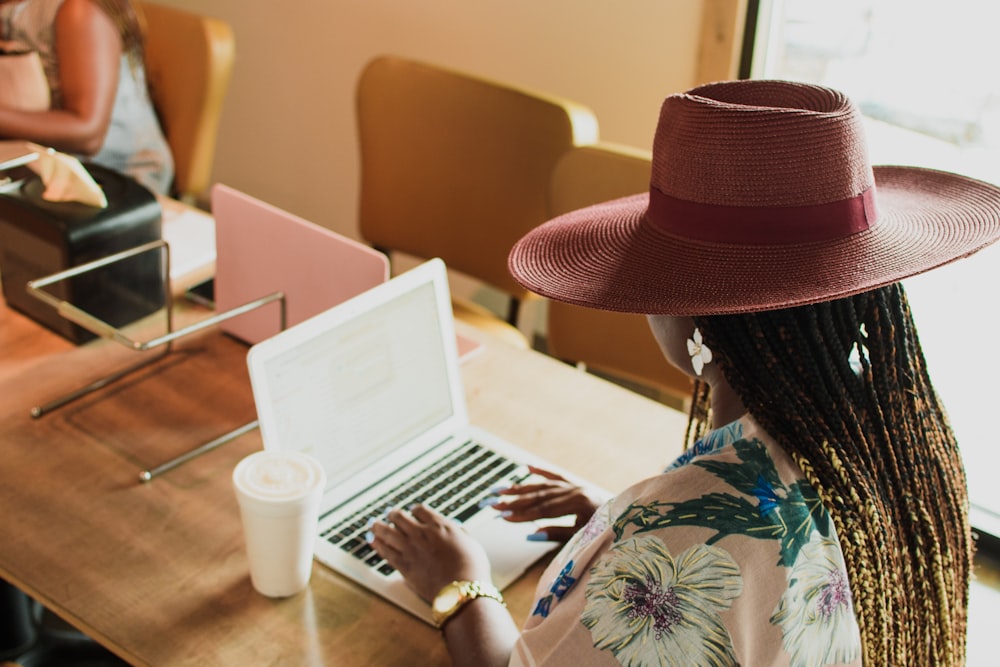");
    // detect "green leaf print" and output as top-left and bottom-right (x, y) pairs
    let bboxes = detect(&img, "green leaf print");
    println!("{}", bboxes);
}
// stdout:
(696, 439), (782, 496)
(613, 438), (829, 567)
